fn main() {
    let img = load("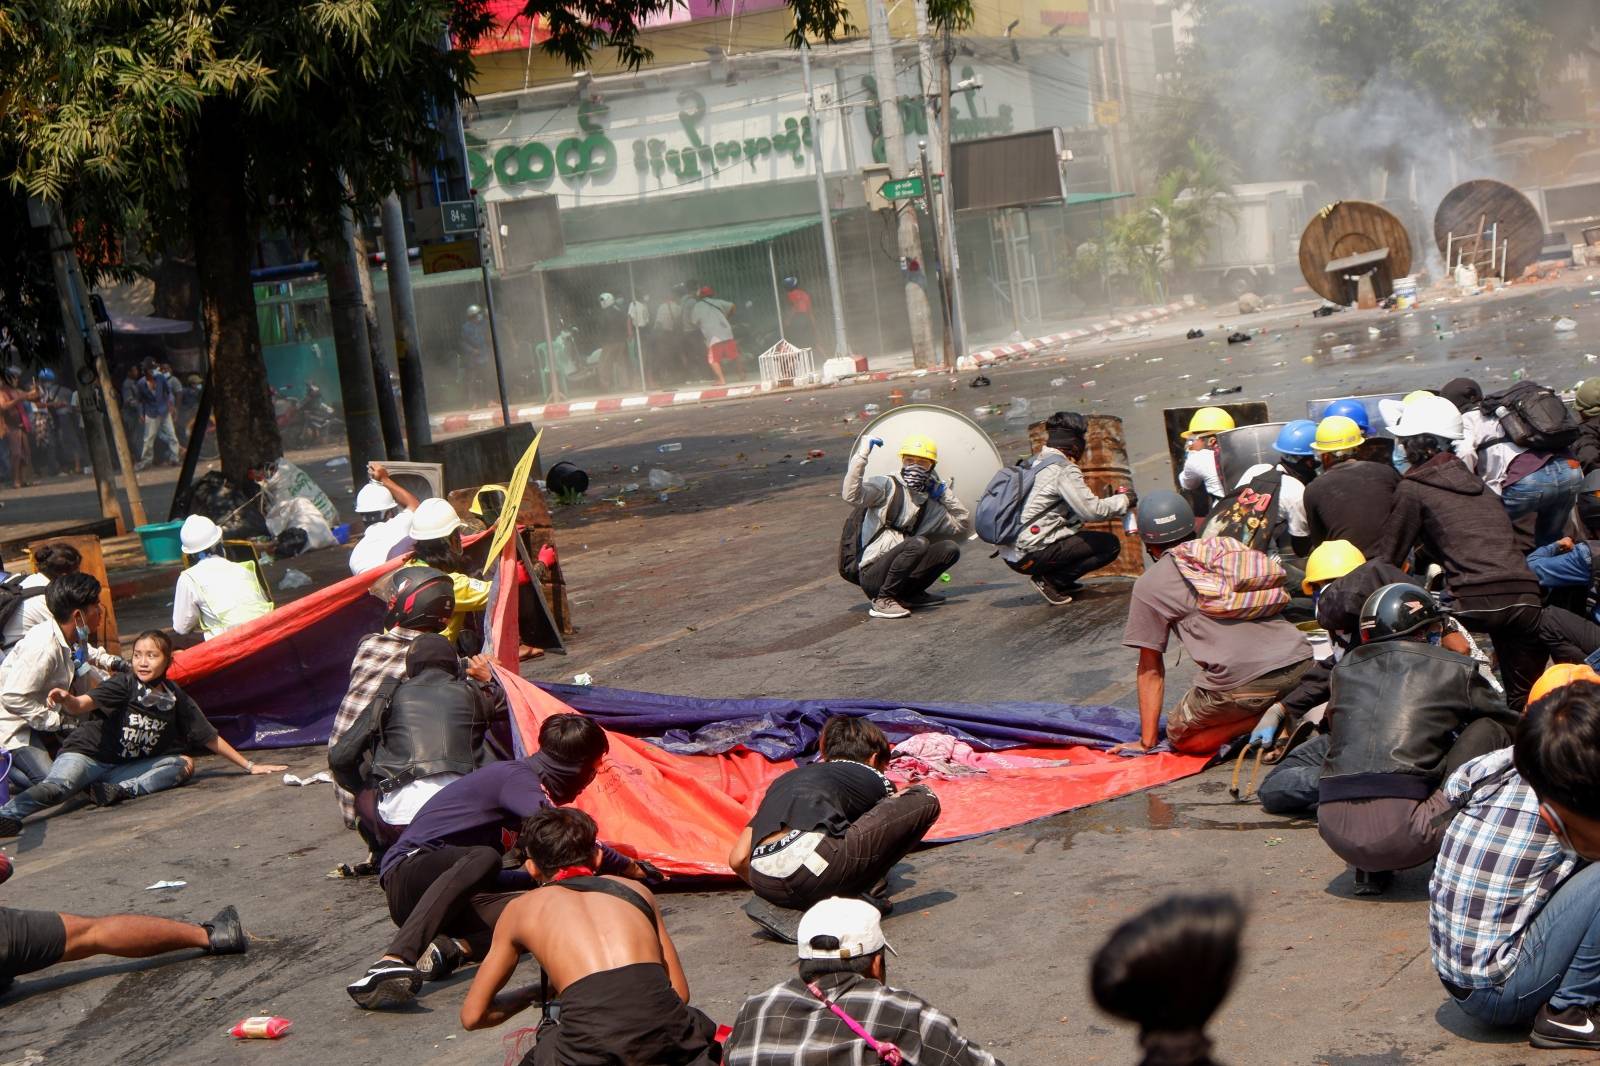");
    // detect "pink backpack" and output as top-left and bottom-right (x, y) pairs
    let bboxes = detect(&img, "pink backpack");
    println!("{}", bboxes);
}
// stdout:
(1171, 536), (1289, 620)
